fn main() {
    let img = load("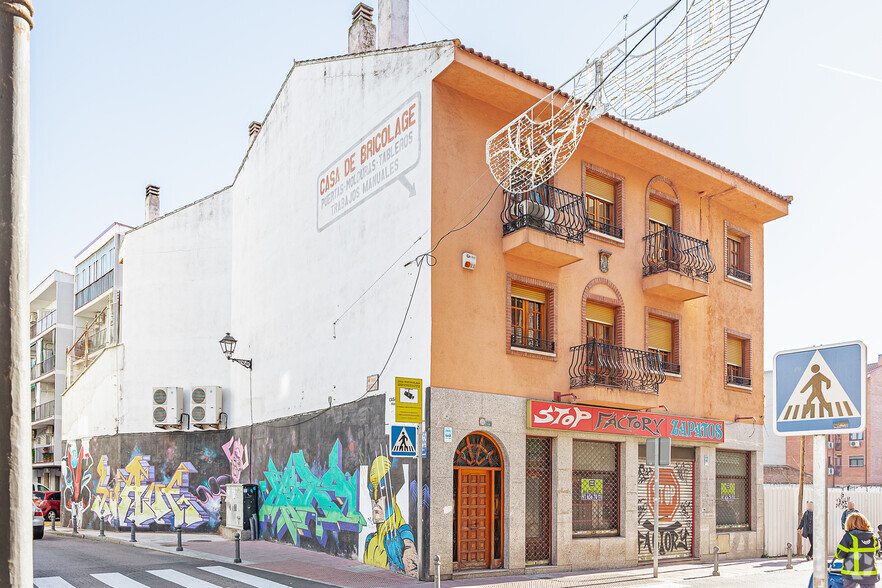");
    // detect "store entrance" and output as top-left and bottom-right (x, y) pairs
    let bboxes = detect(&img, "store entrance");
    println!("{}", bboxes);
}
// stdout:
(637, 446), (695, 561)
